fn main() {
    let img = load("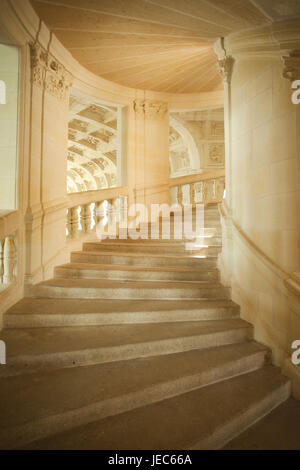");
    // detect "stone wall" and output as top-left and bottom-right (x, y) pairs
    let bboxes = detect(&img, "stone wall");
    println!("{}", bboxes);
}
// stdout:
(216, 31), (300, 397)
